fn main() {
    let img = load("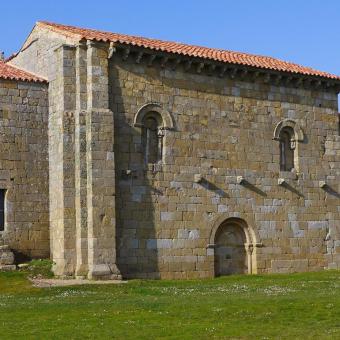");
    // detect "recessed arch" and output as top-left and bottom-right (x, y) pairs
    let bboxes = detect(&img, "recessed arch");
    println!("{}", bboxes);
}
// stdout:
(209, 215), (259, 275)
(133, 103), (175, 130)
(209, 215), (258, 246)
